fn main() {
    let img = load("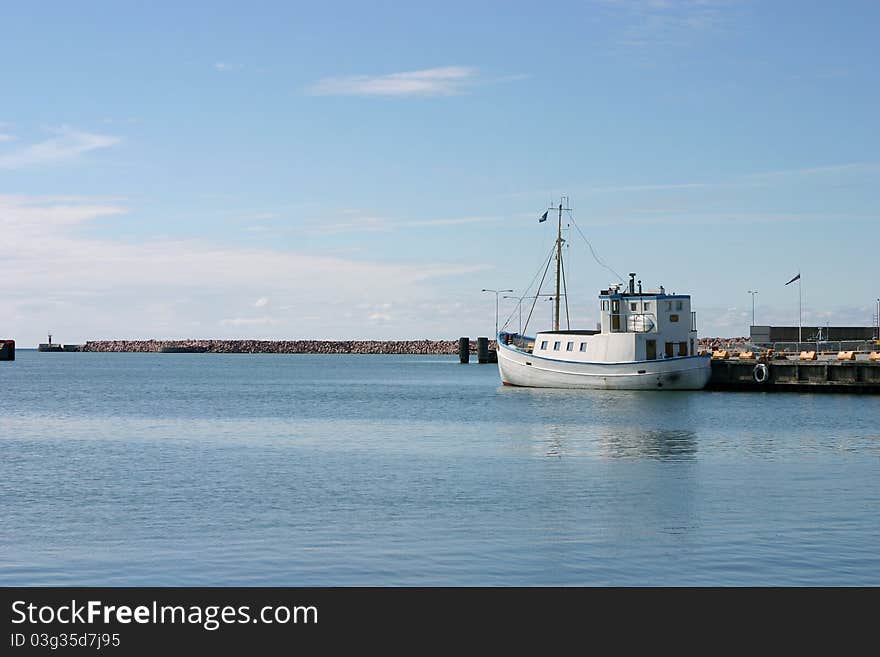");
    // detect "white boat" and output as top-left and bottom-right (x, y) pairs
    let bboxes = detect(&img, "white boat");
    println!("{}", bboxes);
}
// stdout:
(495, 200), (711, 390)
